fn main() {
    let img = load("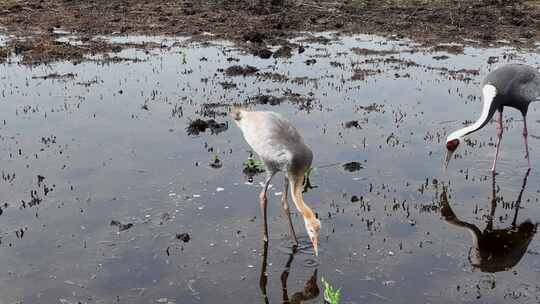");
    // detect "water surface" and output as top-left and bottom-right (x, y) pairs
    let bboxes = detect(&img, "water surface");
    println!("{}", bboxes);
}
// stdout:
(1, 33), (540, 303)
